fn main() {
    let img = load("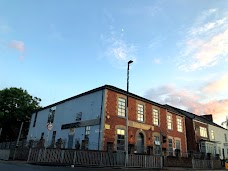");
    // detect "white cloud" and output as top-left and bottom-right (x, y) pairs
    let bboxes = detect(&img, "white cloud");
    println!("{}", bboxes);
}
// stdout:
(9, 40), (25, 53)
(144, 81), (228, 126)
(101, 12), (137, 67)
(9, 40), (25, 61)
(178, 9), (228, 71)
